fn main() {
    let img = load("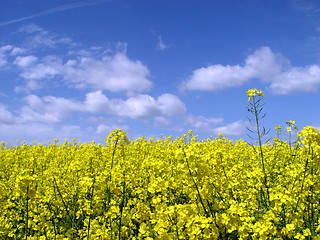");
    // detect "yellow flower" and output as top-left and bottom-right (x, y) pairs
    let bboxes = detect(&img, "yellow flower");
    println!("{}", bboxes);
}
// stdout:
(246, 88), (264, 101)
